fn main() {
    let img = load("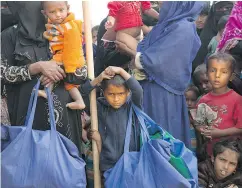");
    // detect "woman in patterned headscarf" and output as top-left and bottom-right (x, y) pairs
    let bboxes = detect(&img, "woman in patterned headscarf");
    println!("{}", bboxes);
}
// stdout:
(217, 1), (242, 95)
(192, 1), (234, 71)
